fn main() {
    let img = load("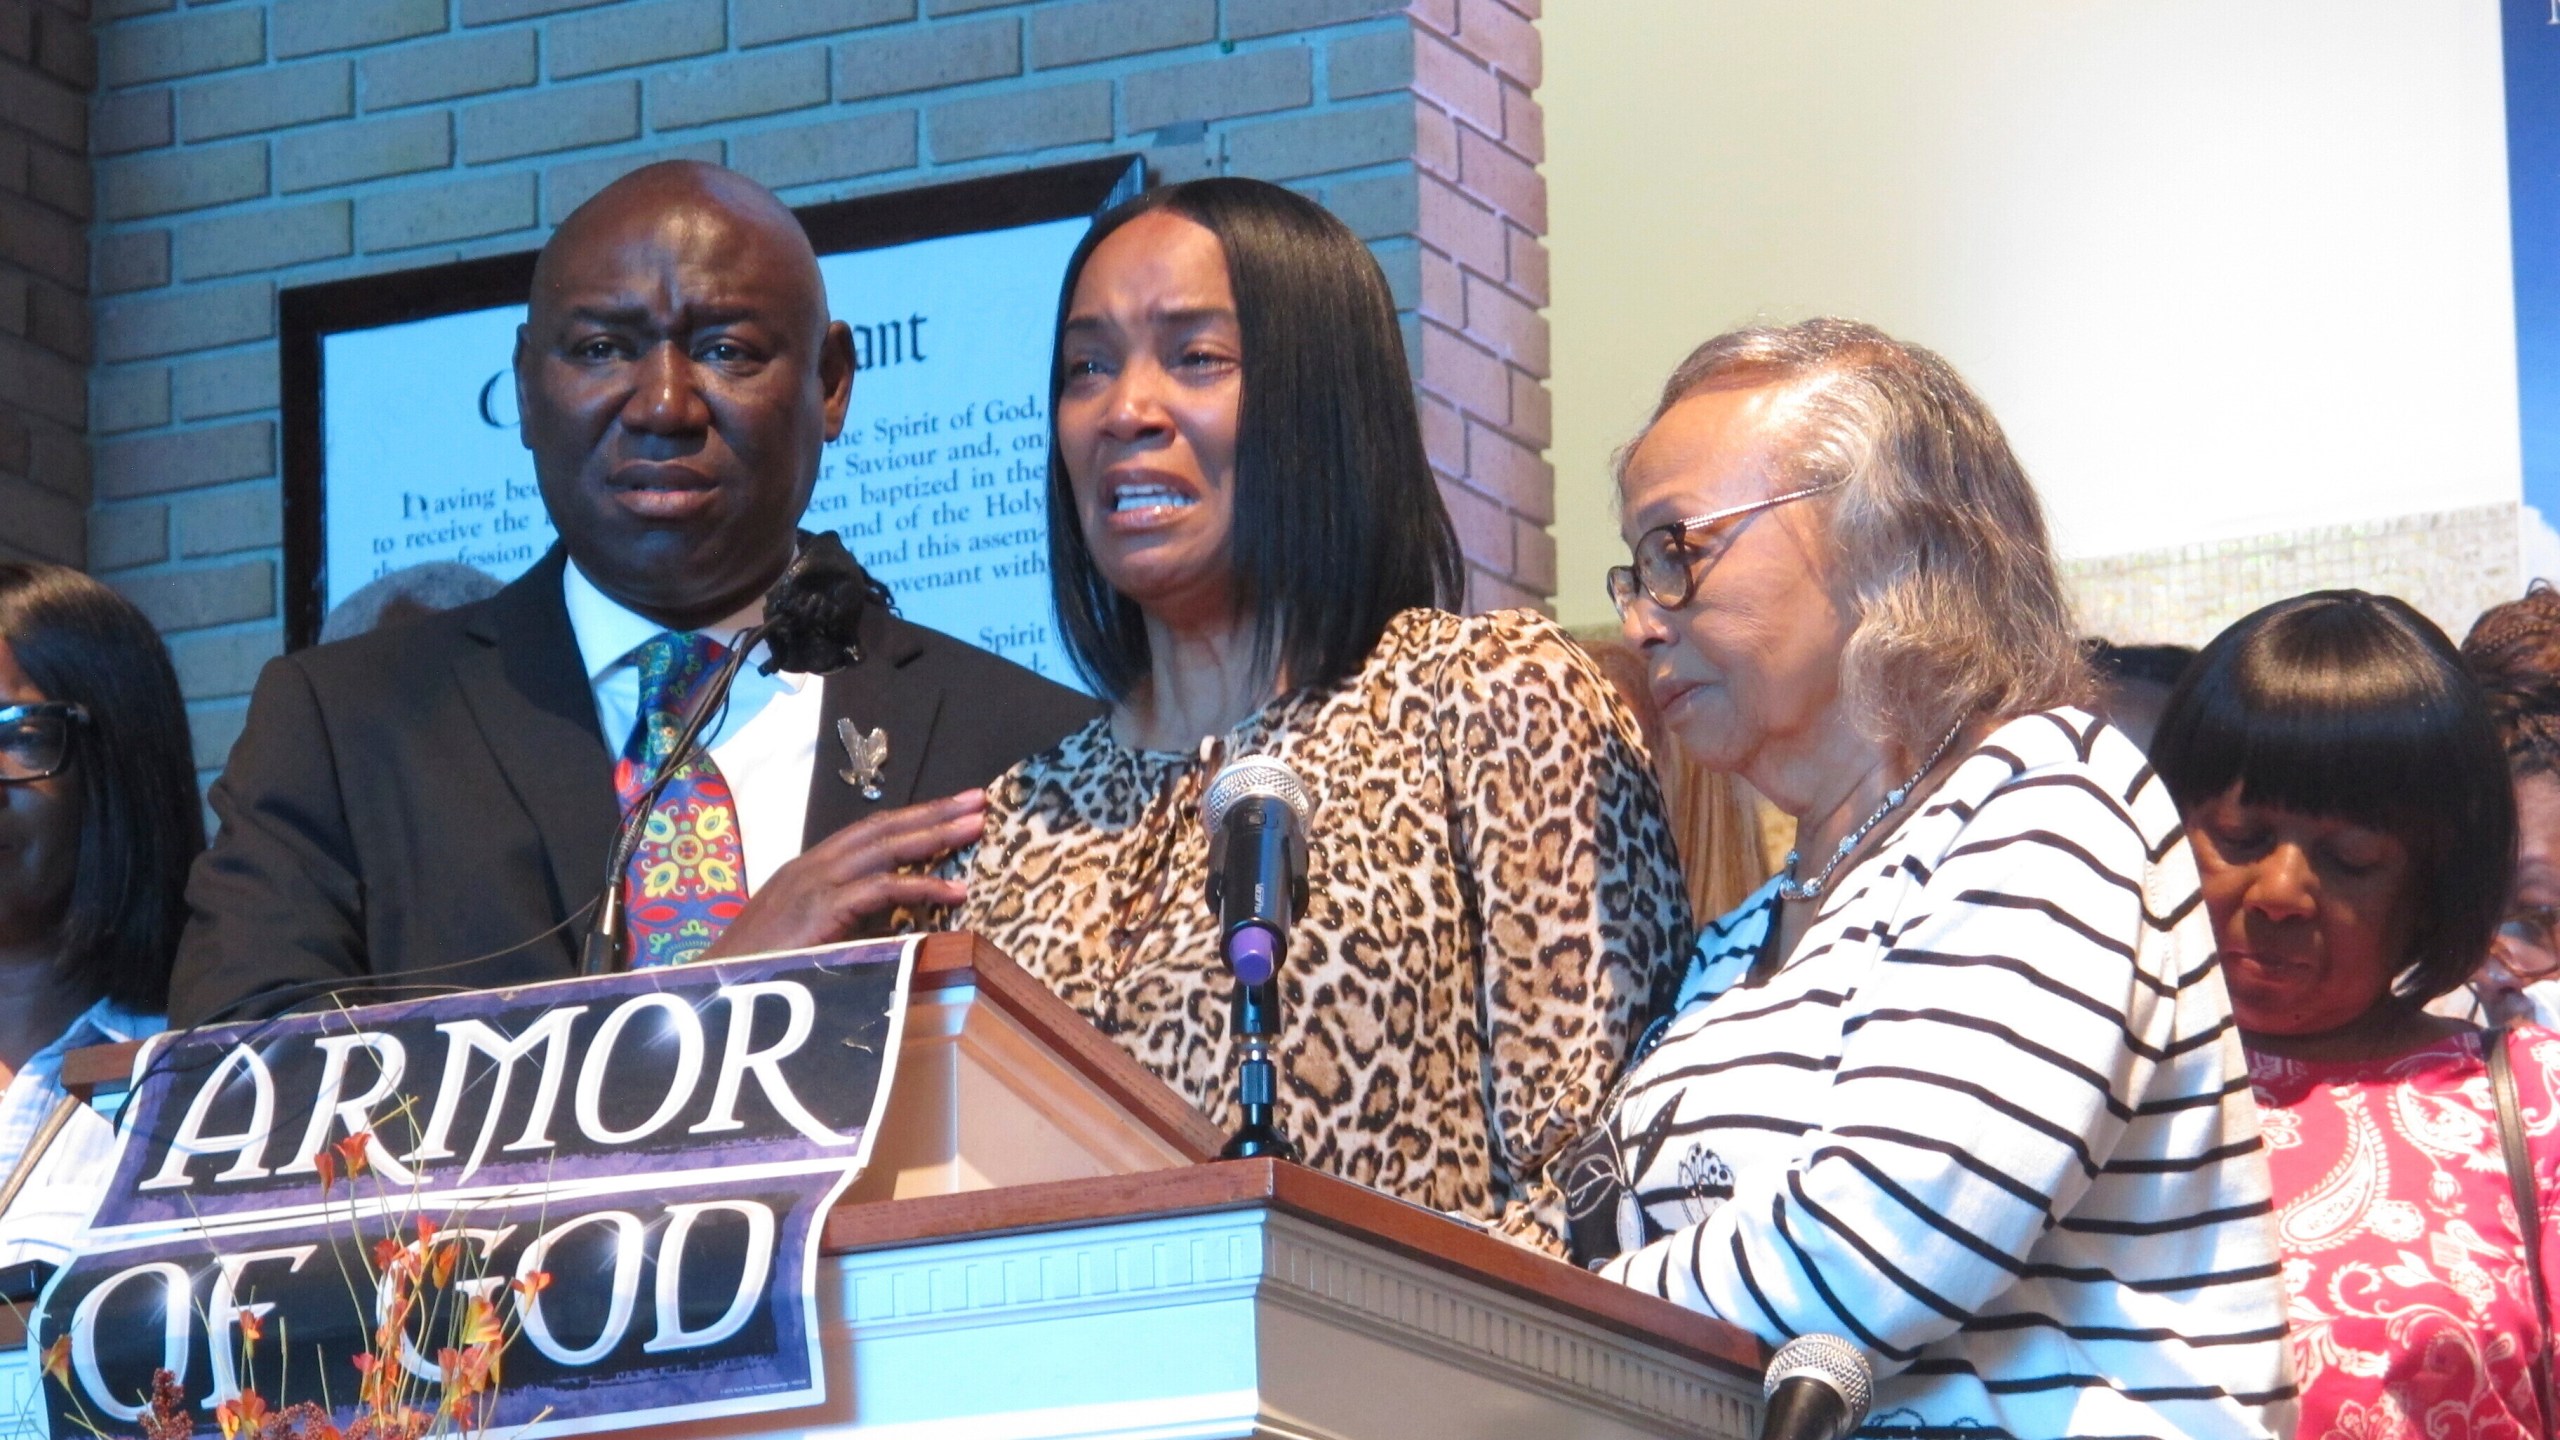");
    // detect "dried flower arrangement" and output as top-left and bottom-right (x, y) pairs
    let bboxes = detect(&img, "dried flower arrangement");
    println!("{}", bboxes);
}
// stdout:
(41, 1132), (549, 1440)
